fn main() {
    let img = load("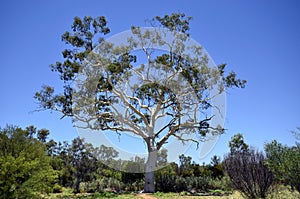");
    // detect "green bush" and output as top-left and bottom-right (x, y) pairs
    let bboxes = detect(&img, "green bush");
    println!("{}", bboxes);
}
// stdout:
(0, 126), (58, 199)
(52, 184), (63, 193)
(267, 185), (300, 199)
(155, 173), (229, 193)
(265, 140), (300, 192)
(79, 177), (124, 193)
(208, 175), (232, 193)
